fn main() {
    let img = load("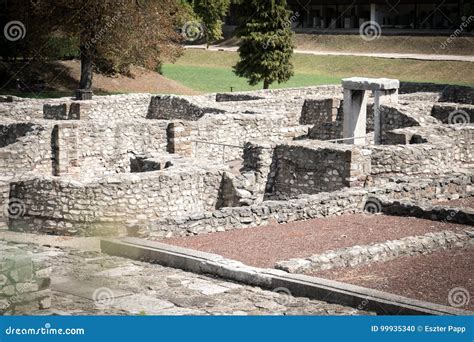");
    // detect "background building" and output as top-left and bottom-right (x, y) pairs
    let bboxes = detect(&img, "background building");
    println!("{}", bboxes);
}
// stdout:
(287, 0), (463, 31)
